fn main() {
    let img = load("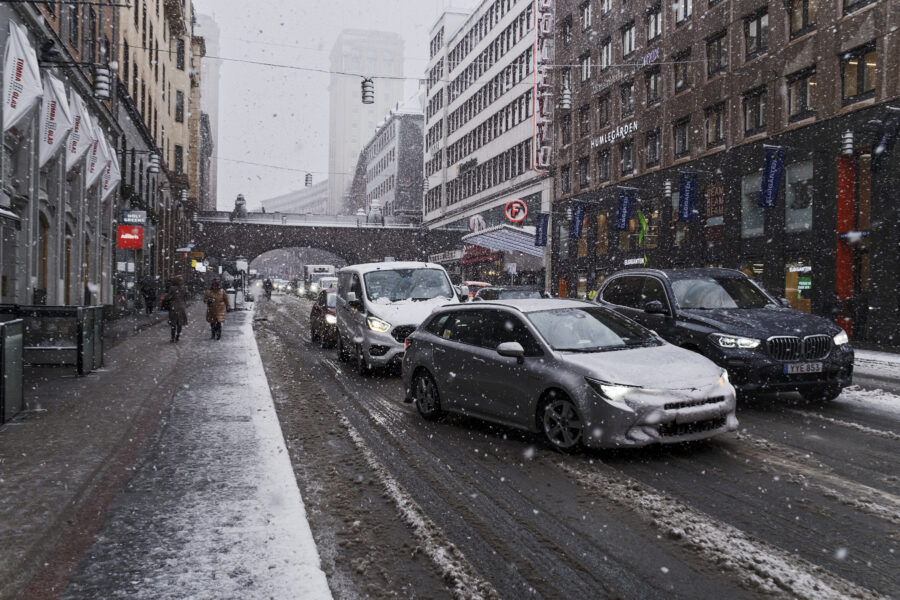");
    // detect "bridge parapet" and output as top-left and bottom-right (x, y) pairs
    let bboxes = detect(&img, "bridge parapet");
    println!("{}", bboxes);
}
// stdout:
(194, 211), (420, 229)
